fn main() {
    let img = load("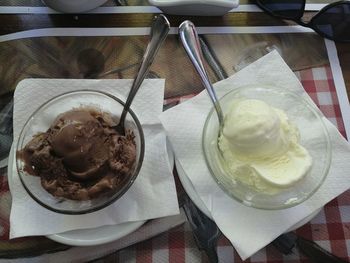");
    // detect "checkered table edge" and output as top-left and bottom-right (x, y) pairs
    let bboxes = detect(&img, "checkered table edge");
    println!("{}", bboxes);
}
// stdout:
(0, 65), (349, 263)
